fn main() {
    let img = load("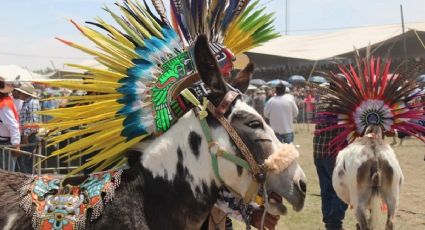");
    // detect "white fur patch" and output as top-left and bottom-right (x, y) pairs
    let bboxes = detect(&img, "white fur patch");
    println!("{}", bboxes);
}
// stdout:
(332, 137), (404, 208)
